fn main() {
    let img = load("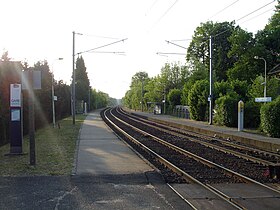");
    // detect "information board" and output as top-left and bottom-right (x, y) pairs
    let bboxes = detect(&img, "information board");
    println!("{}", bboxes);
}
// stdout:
(10, 84), (21, 107)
